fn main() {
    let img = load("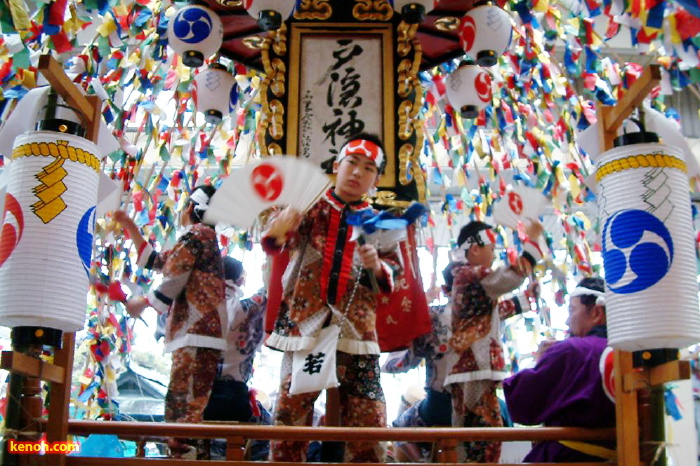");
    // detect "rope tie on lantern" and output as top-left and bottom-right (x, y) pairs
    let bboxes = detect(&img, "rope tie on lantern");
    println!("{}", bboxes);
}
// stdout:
(596, 153), (686, 182)
(12, 139), (102, 172)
